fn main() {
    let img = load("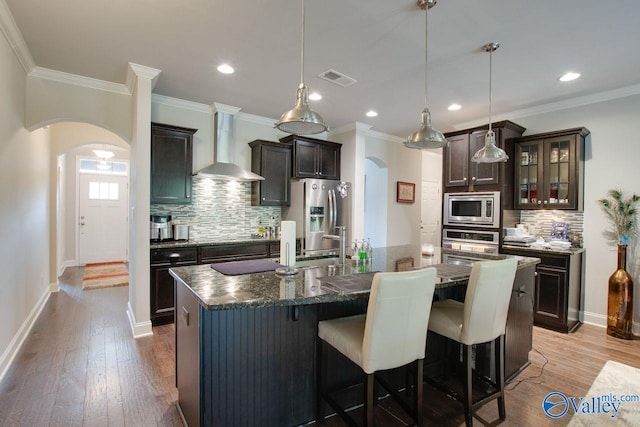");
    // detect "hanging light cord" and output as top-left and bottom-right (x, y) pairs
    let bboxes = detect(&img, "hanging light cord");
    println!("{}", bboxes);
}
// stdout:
(300, 0), (305, 86)
(488, 44), (493, 135)
(423, 3), (429, 109)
